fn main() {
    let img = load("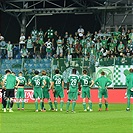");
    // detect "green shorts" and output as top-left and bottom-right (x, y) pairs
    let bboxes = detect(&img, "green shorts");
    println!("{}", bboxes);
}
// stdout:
(98, 89), (108, 99)
(68, 92), (78, 100)
(81, 89), (90, 98)
(54, 89), (64, 98)
(42, 89), (50, 99)
(127, 89), (133, 98)
(33, 88), (43, 99)
(16, 88), (25, 99)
